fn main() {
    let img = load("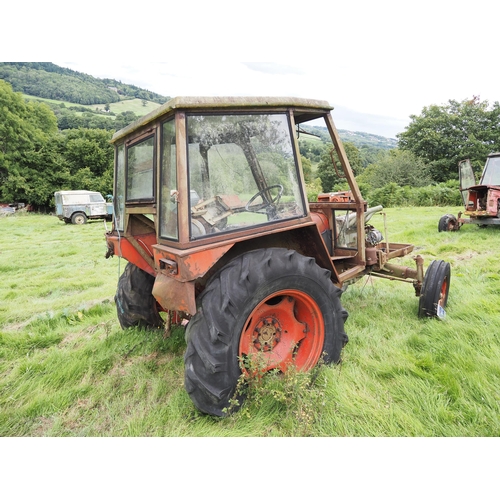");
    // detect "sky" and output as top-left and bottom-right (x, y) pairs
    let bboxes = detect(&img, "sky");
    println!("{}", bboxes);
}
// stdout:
(5, 0), (499, 140)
